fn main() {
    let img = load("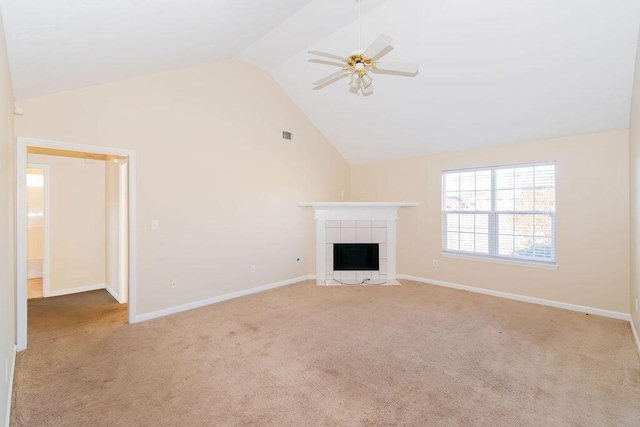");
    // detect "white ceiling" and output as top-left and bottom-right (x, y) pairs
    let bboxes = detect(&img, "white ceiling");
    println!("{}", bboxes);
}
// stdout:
(2, 0), (640, 164)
